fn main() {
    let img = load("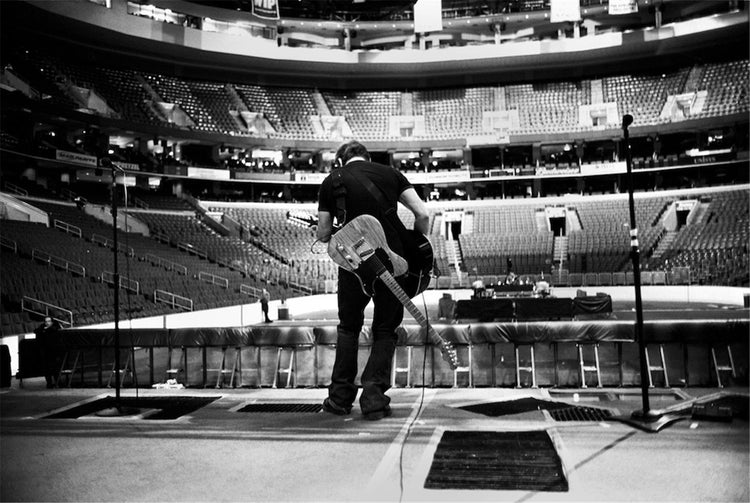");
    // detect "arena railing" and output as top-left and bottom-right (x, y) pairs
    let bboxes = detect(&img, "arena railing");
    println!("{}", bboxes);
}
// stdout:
(240, 284), (261, 299)
(31, 249), (86, 277)
(53, 219), (82, 238)
(101, 271), (140, 295)
(154, 289), (193, 311)
(144, 253), (188, 275)
(21, 296), (73, 327)
(91, 233), (135, 257)
(198, 271), (229, 289)
(0, 236), (17, 253)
